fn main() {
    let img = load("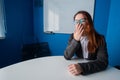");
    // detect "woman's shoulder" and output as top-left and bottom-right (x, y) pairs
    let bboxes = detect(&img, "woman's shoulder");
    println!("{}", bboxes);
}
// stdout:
(96, 33), (105, 39)
(96, 33), (106, 45)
